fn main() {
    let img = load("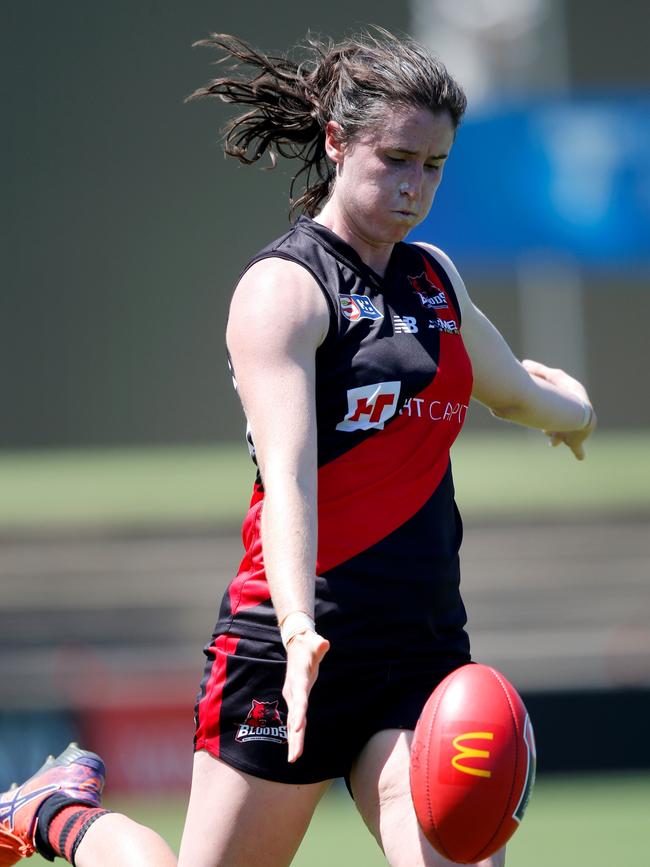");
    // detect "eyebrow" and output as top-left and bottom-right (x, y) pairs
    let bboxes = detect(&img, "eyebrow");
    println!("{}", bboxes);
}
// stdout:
(387, 147), (449, 159)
